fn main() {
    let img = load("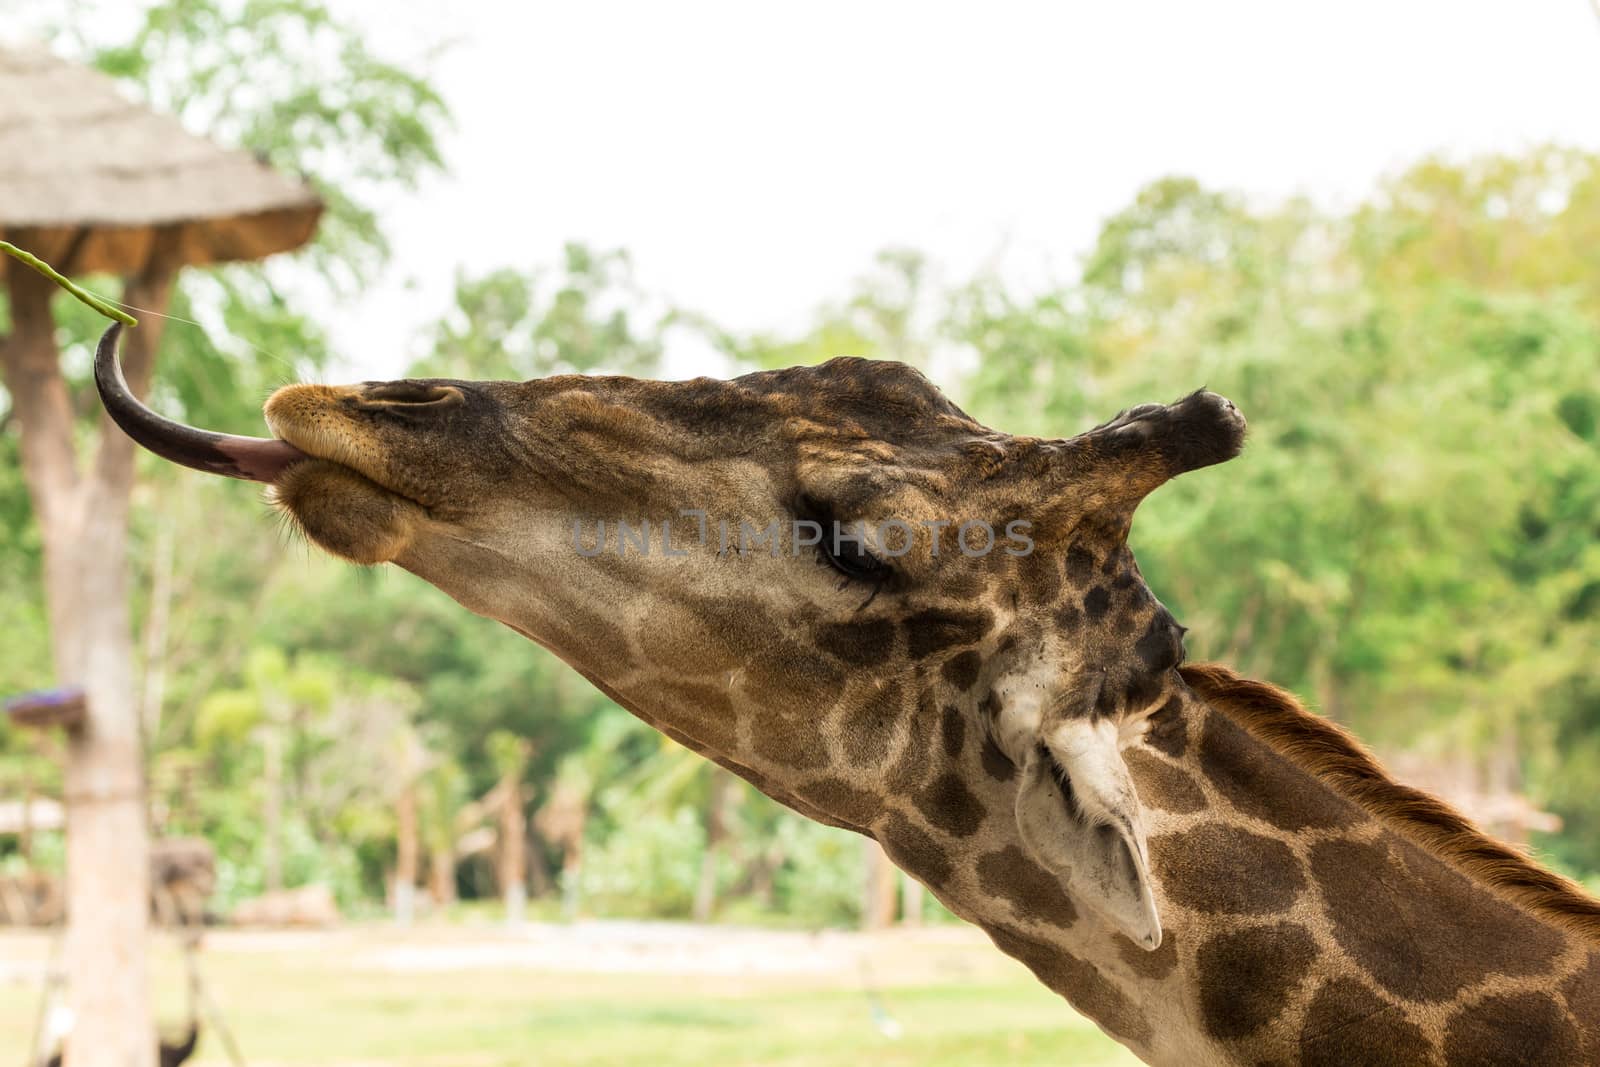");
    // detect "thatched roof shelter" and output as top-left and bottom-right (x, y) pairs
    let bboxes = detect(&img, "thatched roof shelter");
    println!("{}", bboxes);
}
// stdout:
(0, 41), (321, 274)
